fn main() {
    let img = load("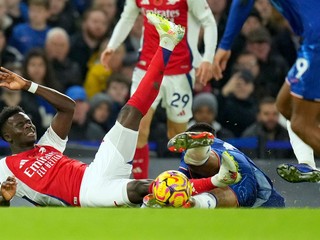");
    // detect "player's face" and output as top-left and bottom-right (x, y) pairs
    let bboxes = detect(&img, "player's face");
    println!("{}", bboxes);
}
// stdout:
(4, 112), (37, 146)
